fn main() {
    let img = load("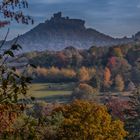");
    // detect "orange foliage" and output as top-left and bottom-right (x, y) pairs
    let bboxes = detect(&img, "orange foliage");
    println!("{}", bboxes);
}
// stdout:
(36, 66), (76, 79)
(0, 104), (25, 135)
(103, 67), (112, 89)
